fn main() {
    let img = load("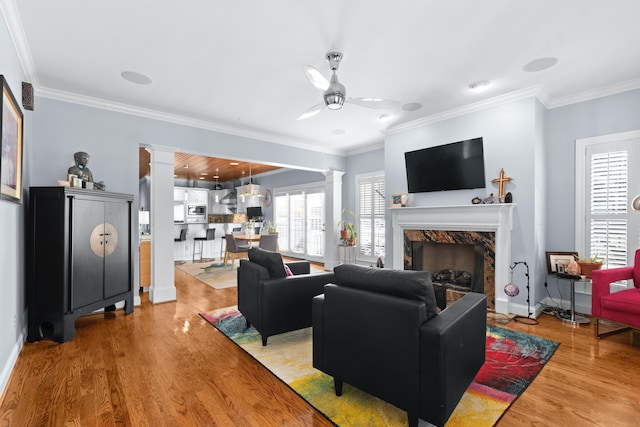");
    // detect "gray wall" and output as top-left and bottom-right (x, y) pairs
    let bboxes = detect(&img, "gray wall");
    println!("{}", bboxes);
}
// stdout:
(384, 98), (542, 308)
(343, 148), (385, 217)
(544, 88), (640, 308)
(0, 15), (31, 395)
(256, 169), (327, 221)
(29, 96), (346, 292)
